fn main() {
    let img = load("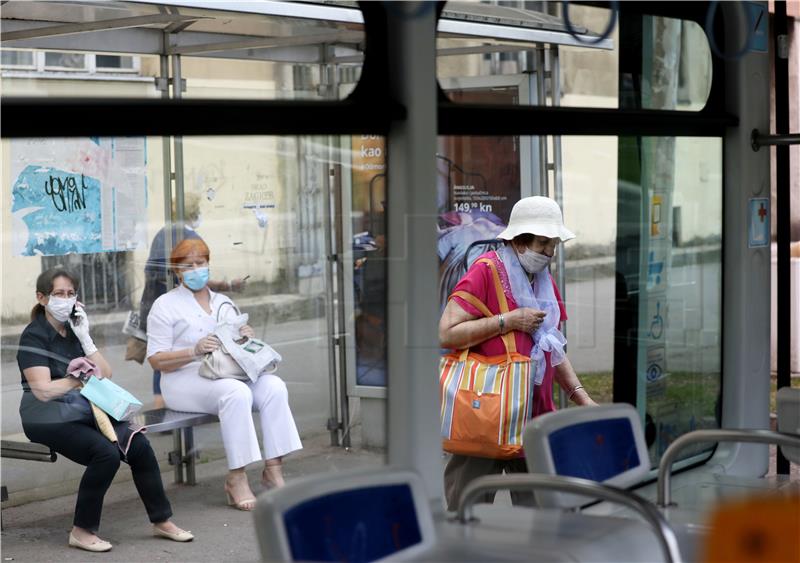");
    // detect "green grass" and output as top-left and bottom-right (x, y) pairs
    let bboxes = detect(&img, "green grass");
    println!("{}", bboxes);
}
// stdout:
(577, 372), (614, 404)
(563, 371), (779, 417)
